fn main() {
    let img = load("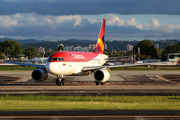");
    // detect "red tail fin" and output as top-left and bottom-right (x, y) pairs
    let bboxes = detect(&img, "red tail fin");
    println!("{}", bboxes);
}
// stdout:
(94, 18), (106, 54)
